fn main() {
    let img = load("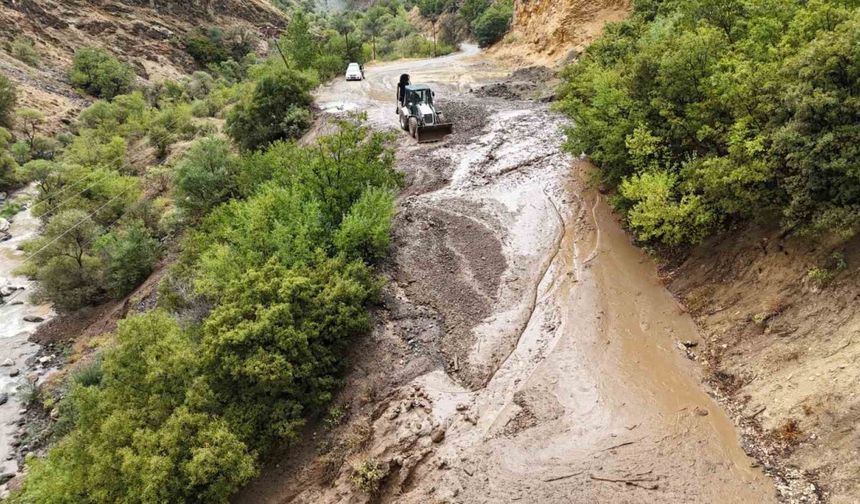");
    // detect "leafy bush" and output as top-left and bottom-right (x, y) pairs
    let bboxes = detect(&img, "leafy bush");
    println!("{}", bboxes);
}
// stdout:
(174, 137), (240, 217)
(202, 256), (378, 447)
(185, 27), (231, 66)
(8, 312), (258, 504)
(69, 48), (135, 99)
(0, 74), (16, 128)
(186, 26), (257, 67)
(11, 37), (40, 66)
(0, 127), (19, 191)
(472, 0), (513, 47)
(21, 209), (104, 310)
(559, 0), (860, 245)
(460, 0), (491, 25)
(76, 92), (149, 138)
(94, 219), (158, 298)
(225, 68), (313, 151)
(334, 187), (396, 261)
(351, 458), (387, 494)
